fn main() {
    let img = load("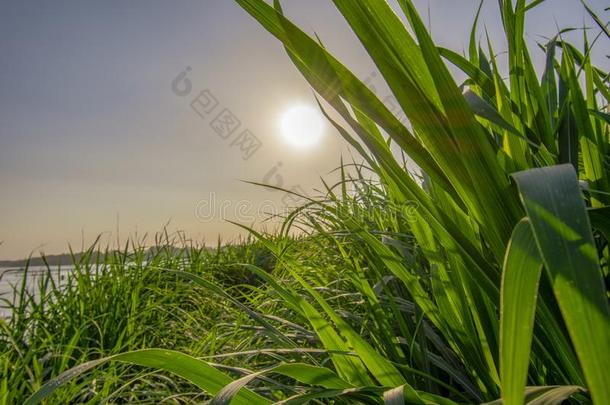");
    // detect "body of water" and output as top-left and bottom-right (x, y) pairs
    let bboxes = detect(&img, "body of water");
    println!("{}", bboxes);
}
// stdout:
(0, 266), (74, 318)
